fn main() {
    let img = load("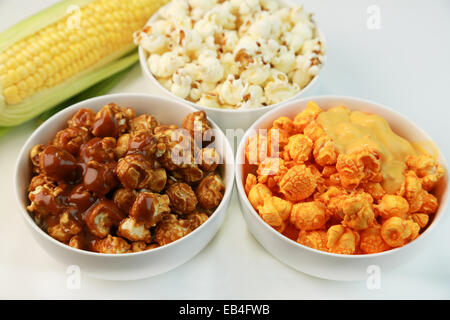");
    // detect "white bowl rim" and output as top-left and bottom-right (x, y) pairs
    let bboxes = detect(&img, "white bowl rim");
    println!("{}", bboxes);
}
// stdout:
(235, 94), (449, 260)
(14, 93), (235, 258)
(138, 0), (328, 114)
